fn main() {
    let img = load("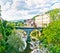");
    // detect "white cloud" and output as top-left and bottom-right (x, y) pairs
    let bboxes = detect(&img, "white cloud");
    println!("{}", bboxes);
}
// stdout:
(0, 0), (4, 8)
(1, 0), (60, 21)
(2, 2), (11, 11)
(2, 8), (29, 21)
(17, 10), (28, 15)
(1, 0), (29, 21)
(51, 3), (60, 9)
(25, 0), (49, 9)
(52, 0), (57, 3)
(25, 0), (58, 9)
(41, 8), (50, 13)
